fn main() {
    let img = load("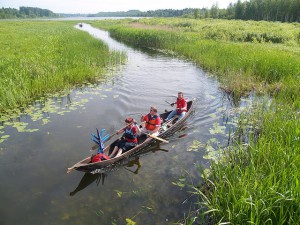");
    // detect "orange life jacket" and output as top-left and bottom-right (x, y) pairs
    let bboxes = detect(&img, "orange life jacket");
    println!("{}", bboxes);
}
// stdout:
(145, 114), (159, 130)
